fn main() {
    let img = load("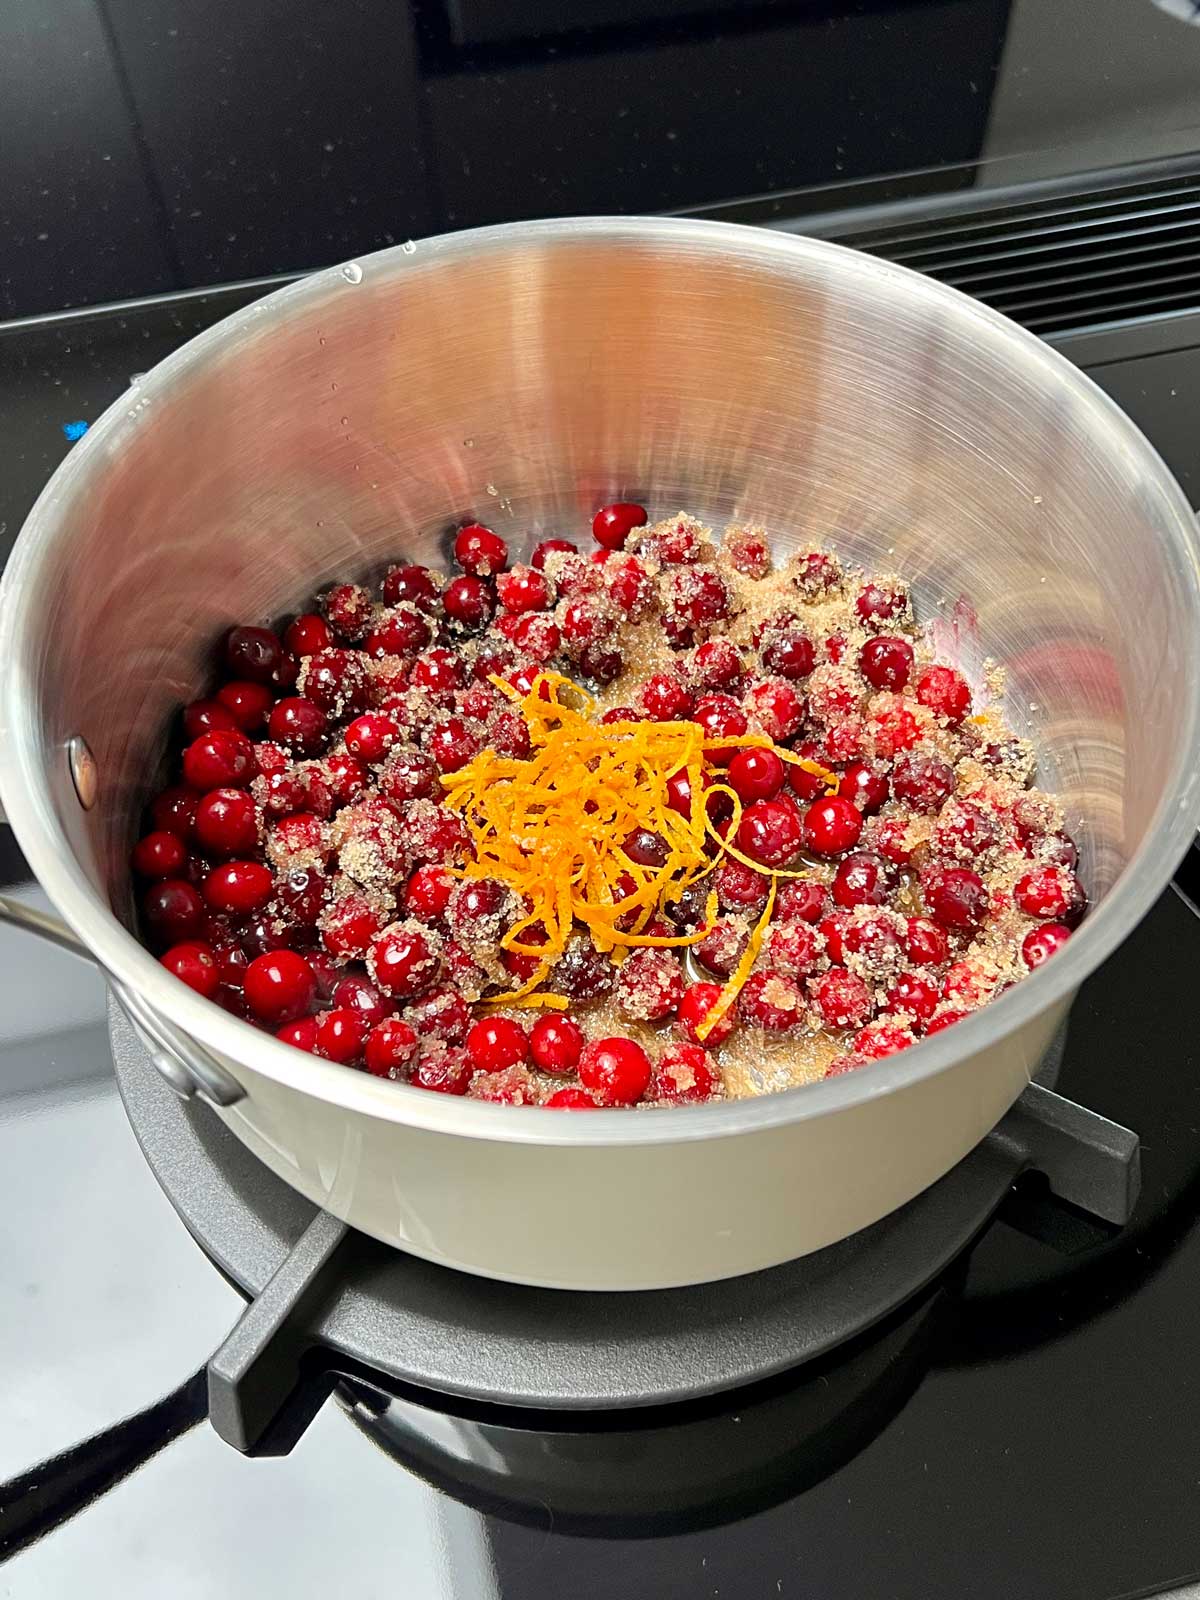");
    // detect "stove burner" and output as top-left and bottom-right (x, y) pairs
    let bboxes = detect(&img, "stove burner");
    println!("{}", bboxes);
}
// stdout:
(108, 1003), (1138, 1456)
